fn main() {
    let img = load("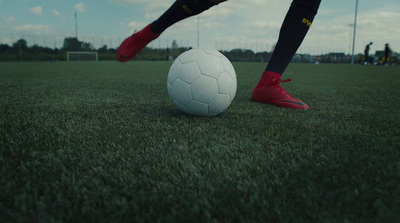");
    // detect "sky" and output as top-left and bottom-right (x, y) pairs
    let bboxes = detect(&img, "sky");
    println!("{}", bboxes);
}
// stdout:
(0, 0), (399, 55)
